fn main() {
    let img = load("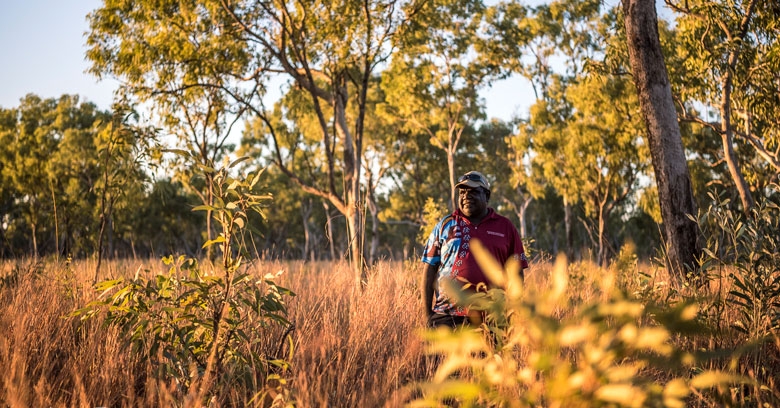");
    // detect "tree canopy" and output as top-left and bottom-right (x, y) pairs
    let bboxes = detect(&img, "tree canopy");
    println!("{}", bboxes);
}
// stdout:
(1, 0), (777, 271)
